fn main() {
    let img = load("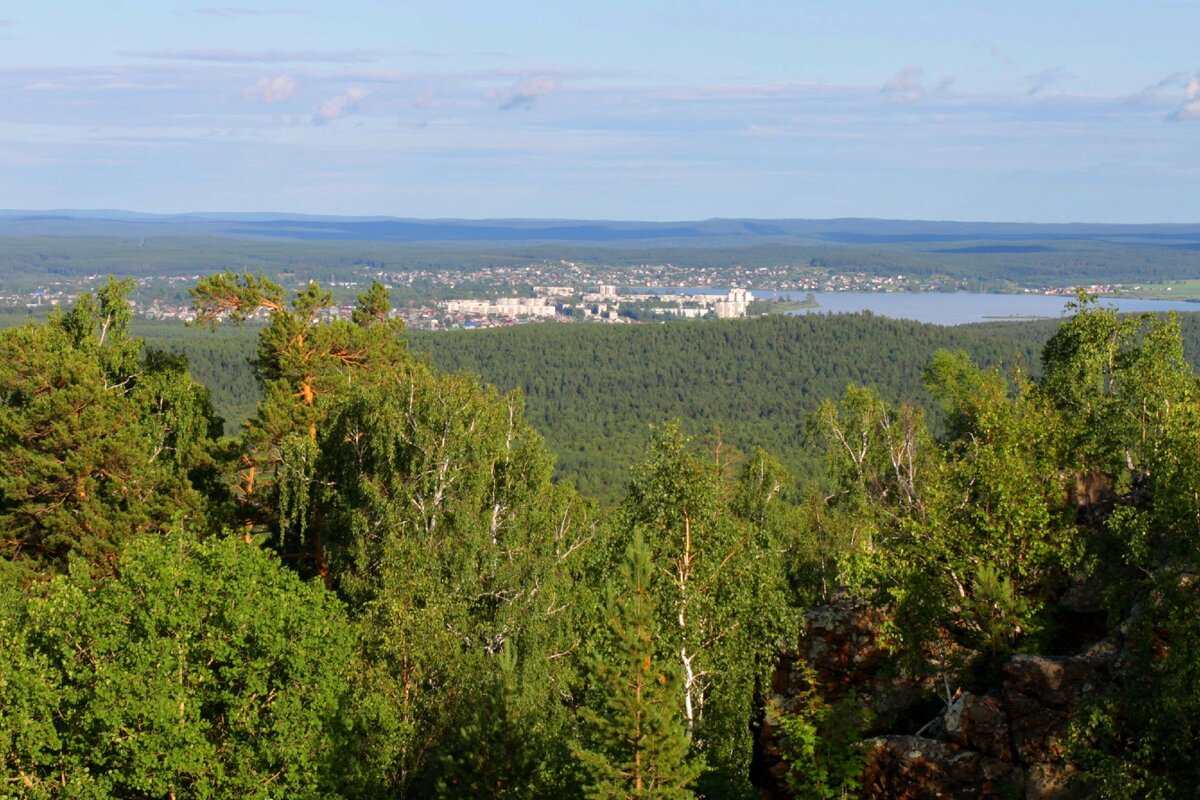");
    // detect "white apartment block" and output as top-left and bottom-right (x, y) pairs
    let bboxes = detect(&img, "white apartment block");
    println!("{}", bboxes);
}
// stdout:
(445, 297), (557, 318)
(714, 288), (752, 319)
(533, 286), (576, 297)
